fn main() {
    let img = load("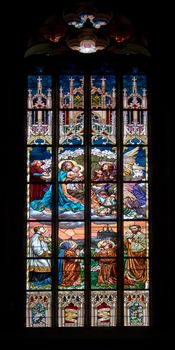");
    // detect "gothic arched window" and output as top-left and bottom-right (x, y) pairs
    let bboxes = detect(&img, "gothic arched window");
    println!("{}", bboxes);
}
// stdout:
(24, 4), (151, 329)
